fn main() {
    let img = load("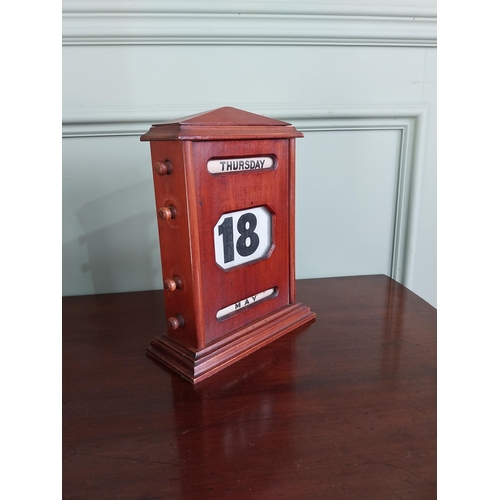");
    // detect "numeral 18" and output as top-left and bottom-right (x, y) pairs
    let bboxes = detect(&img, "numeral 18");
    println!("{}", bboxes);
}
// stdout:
(213, 206), (272, 270)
